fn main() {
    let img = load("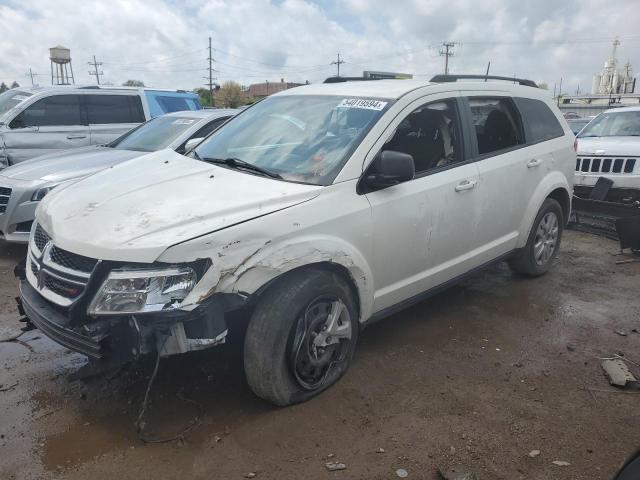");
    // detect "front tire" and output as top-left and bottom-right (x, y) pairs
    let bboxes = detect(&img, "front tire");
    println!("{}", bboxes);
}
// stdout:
(509, 198), (564, 277)
(244, 269), (358, 406)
